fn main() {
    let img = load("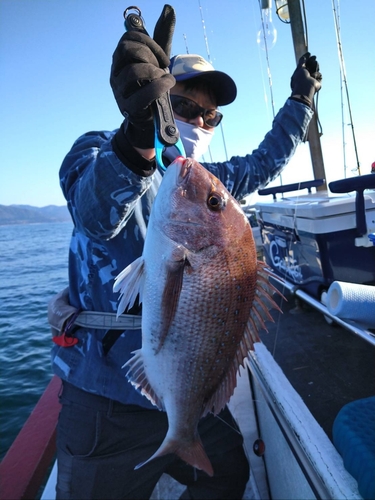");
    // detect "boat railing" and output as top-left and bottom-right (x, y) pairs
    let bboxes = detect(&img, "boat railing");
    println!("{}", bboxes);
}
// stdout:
(0, 375), (61, 500)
